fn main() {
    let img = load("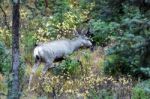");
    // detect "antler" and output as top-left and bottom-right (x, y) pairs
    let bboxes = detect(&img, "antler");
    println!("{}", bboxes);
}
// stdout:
(73, 27), (89, 37)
